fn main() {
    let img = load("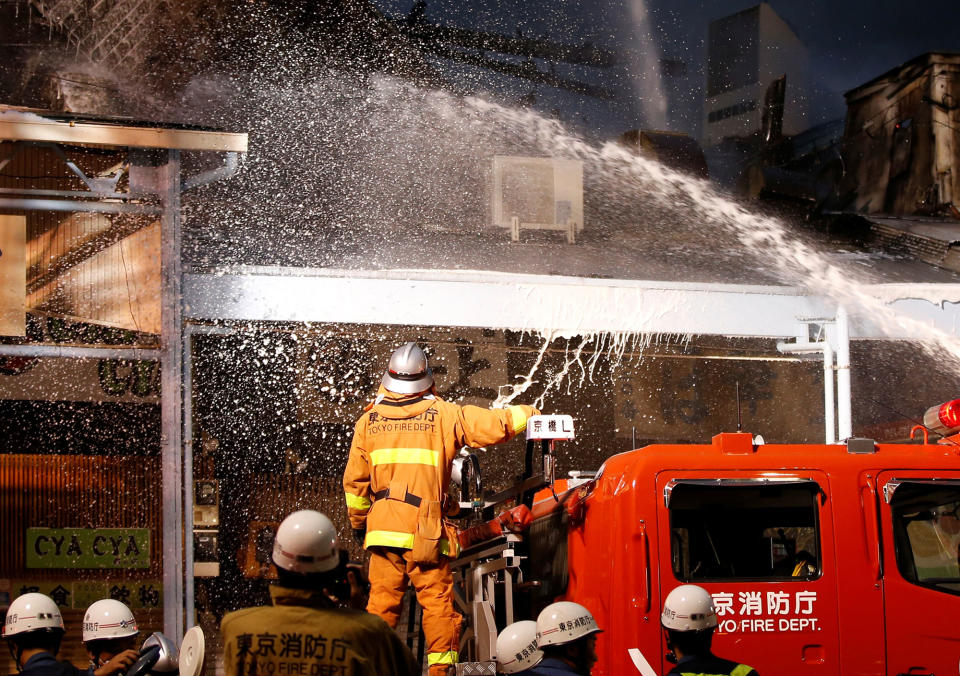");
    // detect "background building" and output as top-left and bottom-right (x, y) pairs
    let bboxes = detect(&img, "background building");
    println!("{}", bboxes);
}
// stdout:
(702, 3), (810, 147)
(842, 52), (960, 216)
